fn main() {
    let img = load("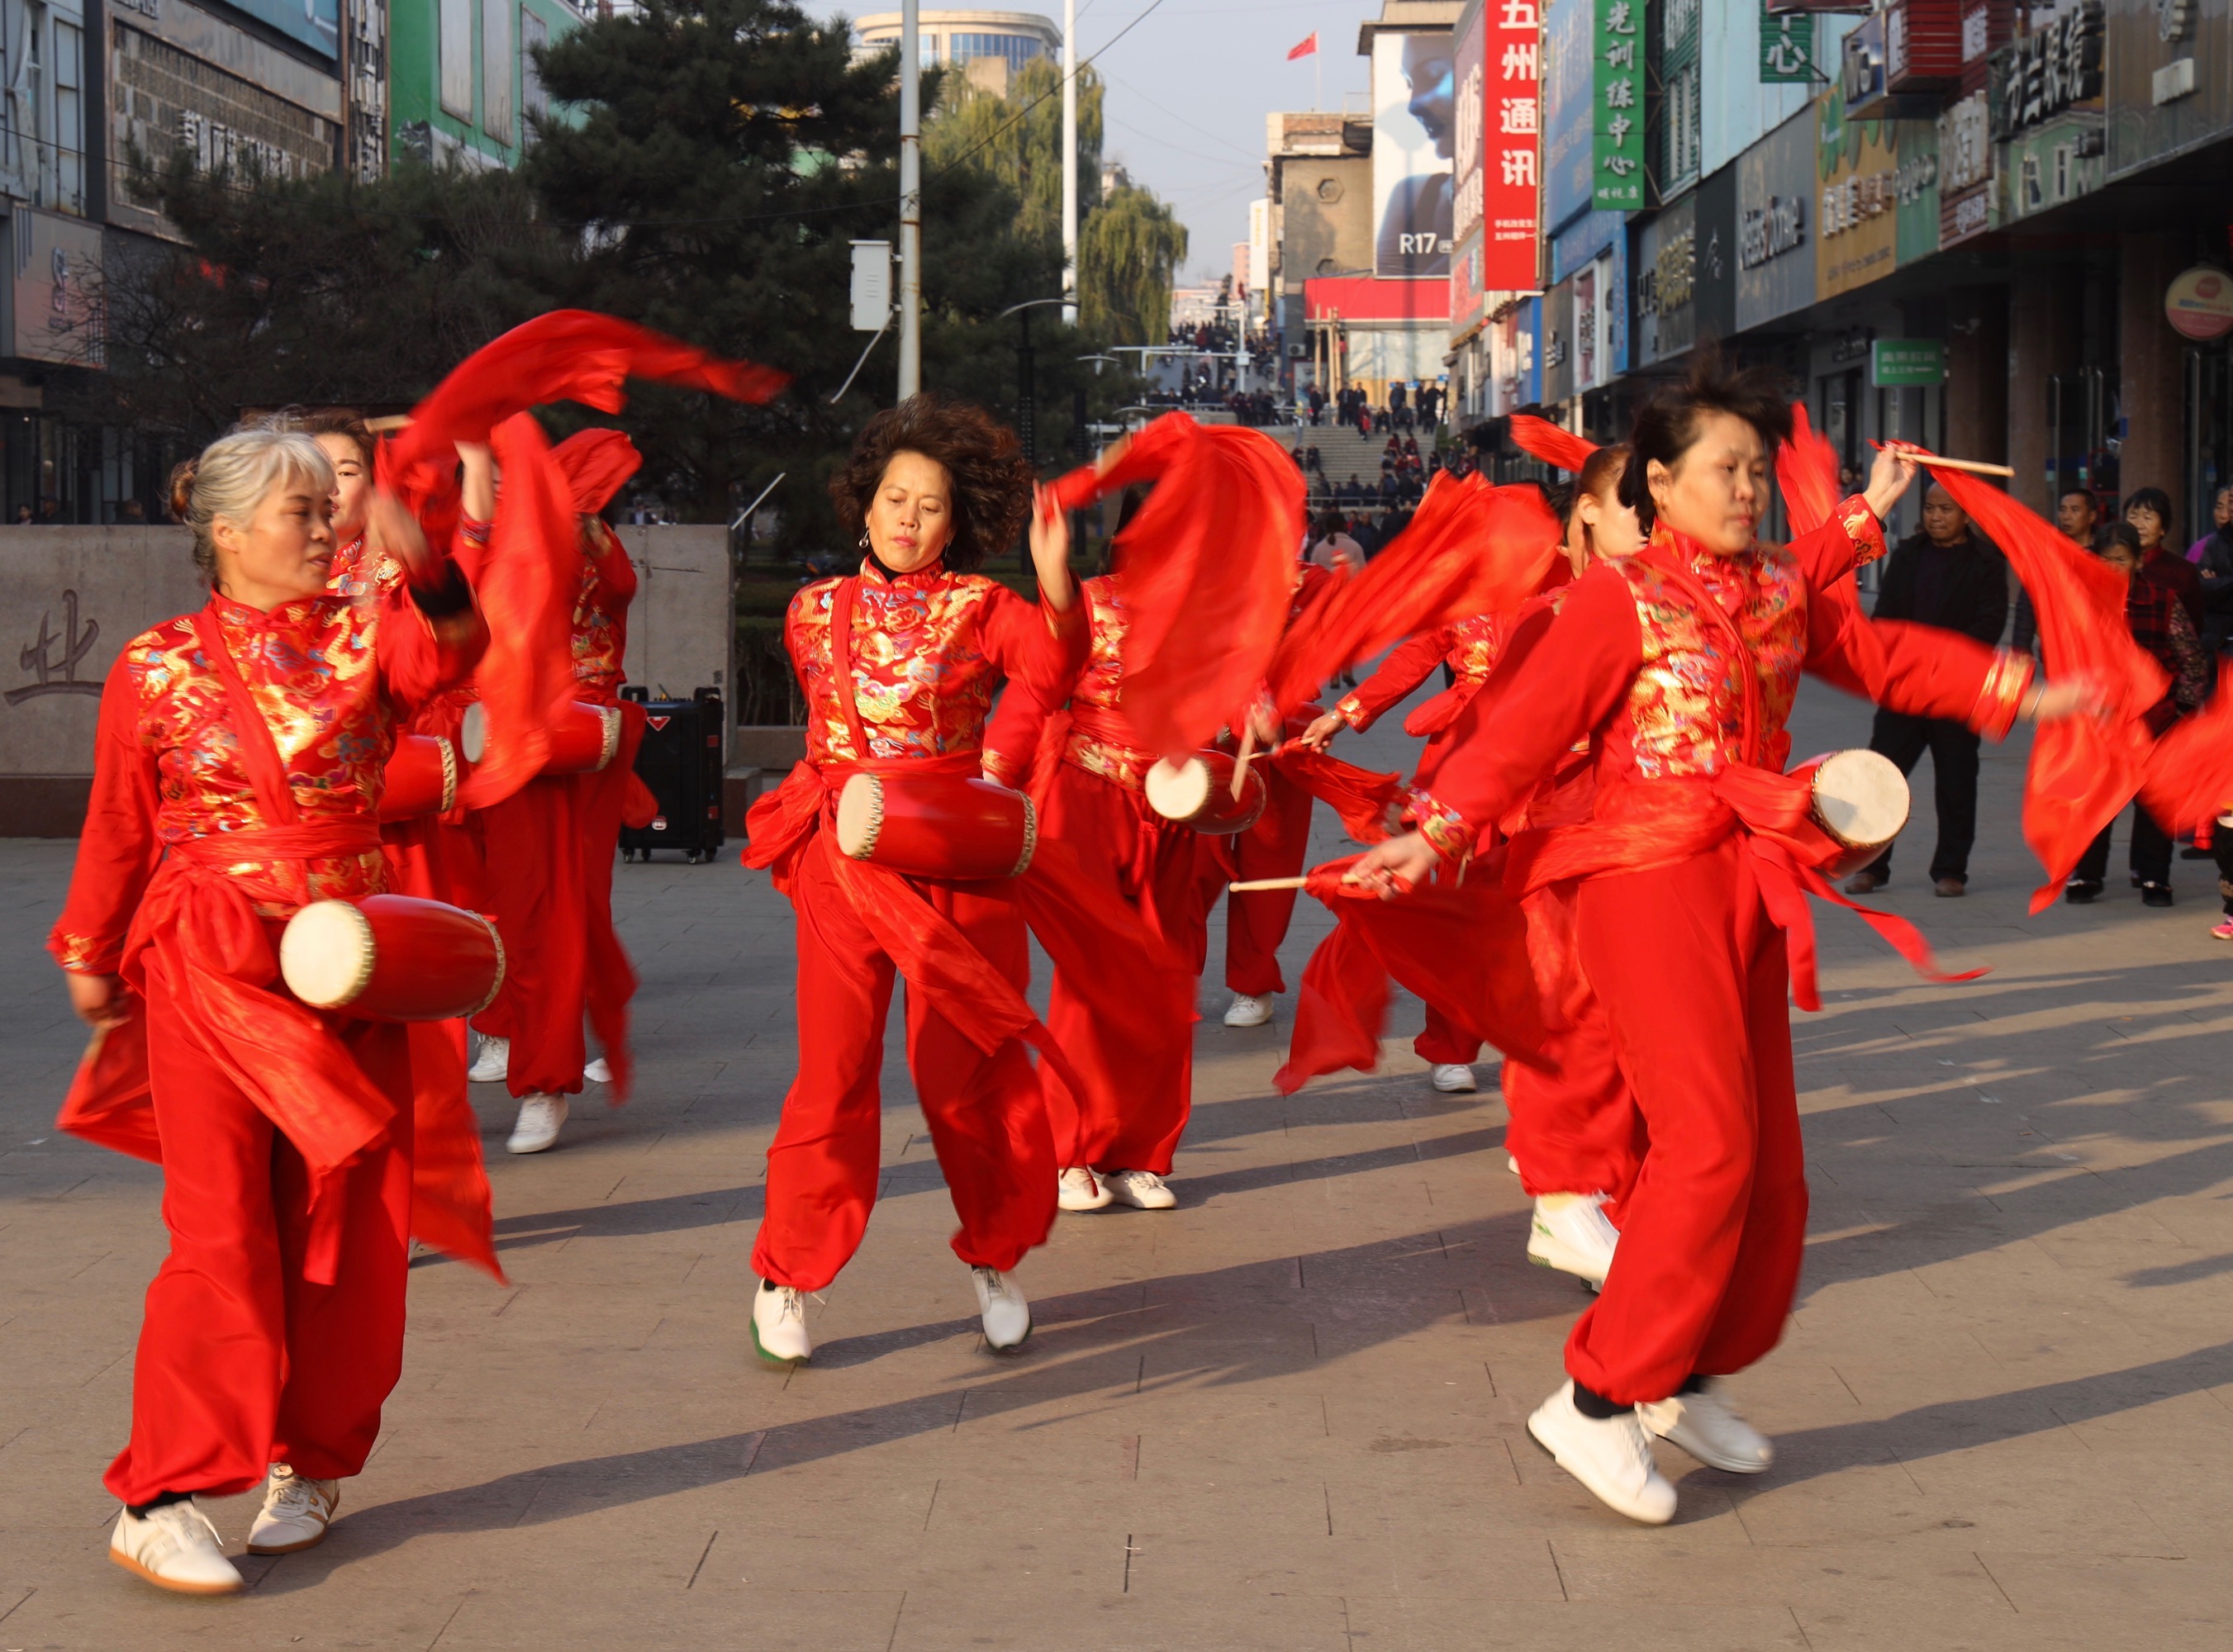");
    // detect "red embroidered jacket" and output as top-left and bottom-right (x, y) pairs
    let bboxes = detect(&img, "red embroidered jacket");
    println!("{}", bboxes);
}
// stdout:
(51, 587), (487, 972)
(786, 558), (1086, 781)
(1413, 505), (2032, 860)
